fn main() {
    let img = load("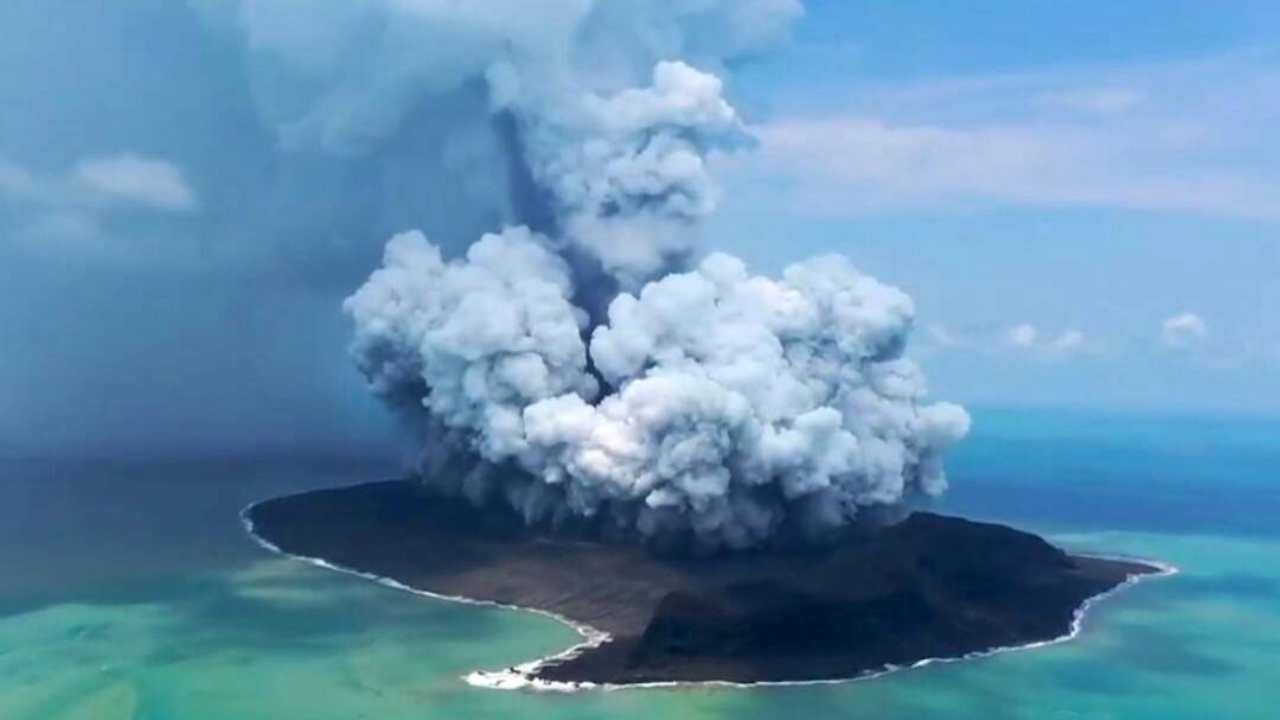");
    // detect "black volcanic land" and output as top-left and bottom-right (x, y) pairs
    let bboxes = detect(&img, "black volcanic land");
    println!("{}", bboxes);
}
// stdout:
(245, 479), (1160, 686)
